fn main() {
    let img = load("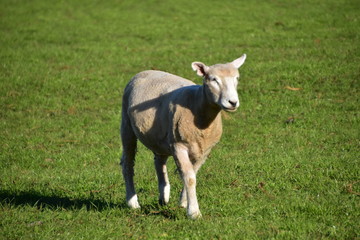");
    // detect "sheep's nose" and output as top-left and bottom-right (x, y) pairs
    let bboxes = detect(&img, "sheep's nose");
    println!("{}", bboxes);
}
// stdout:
(229, 100), (238, 107)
